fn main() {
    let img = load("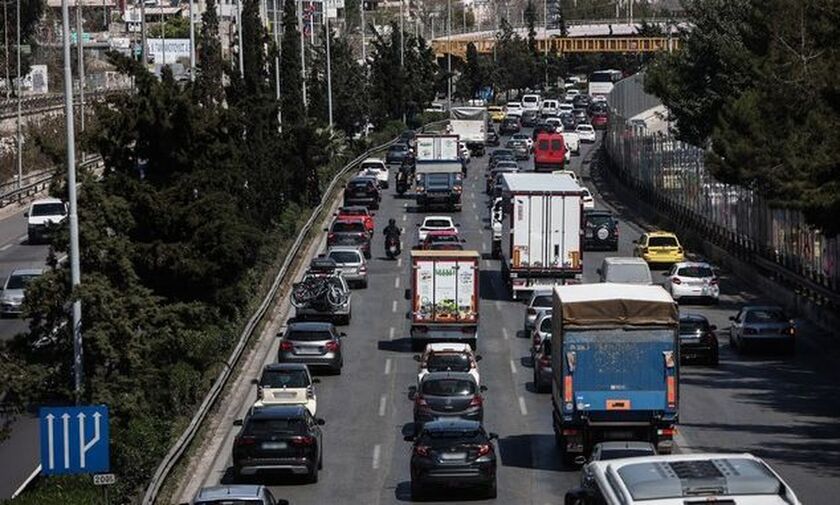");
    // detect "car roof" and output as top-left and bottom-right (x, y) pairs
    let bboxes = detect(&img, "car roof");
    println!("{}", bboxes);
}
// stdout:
(10, 268), (45, 276)
(262, 363), (309, 372)
(422, 418), (482, 433)
(339, 205), (369, 213)
(361, 158), (385, 165)
(286, 321), (334, 332)
(742, 305), (785, 311)
(250, 404), (309, 419)
(673, 261), (712, 268)
(426, 342), (472, 353)
(31, 198), (63, 205)
(195, 484), (265, 501)
(595, 441), (656, 451)
(602, 256), (648, 265)
(421, 371), (477, 382)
